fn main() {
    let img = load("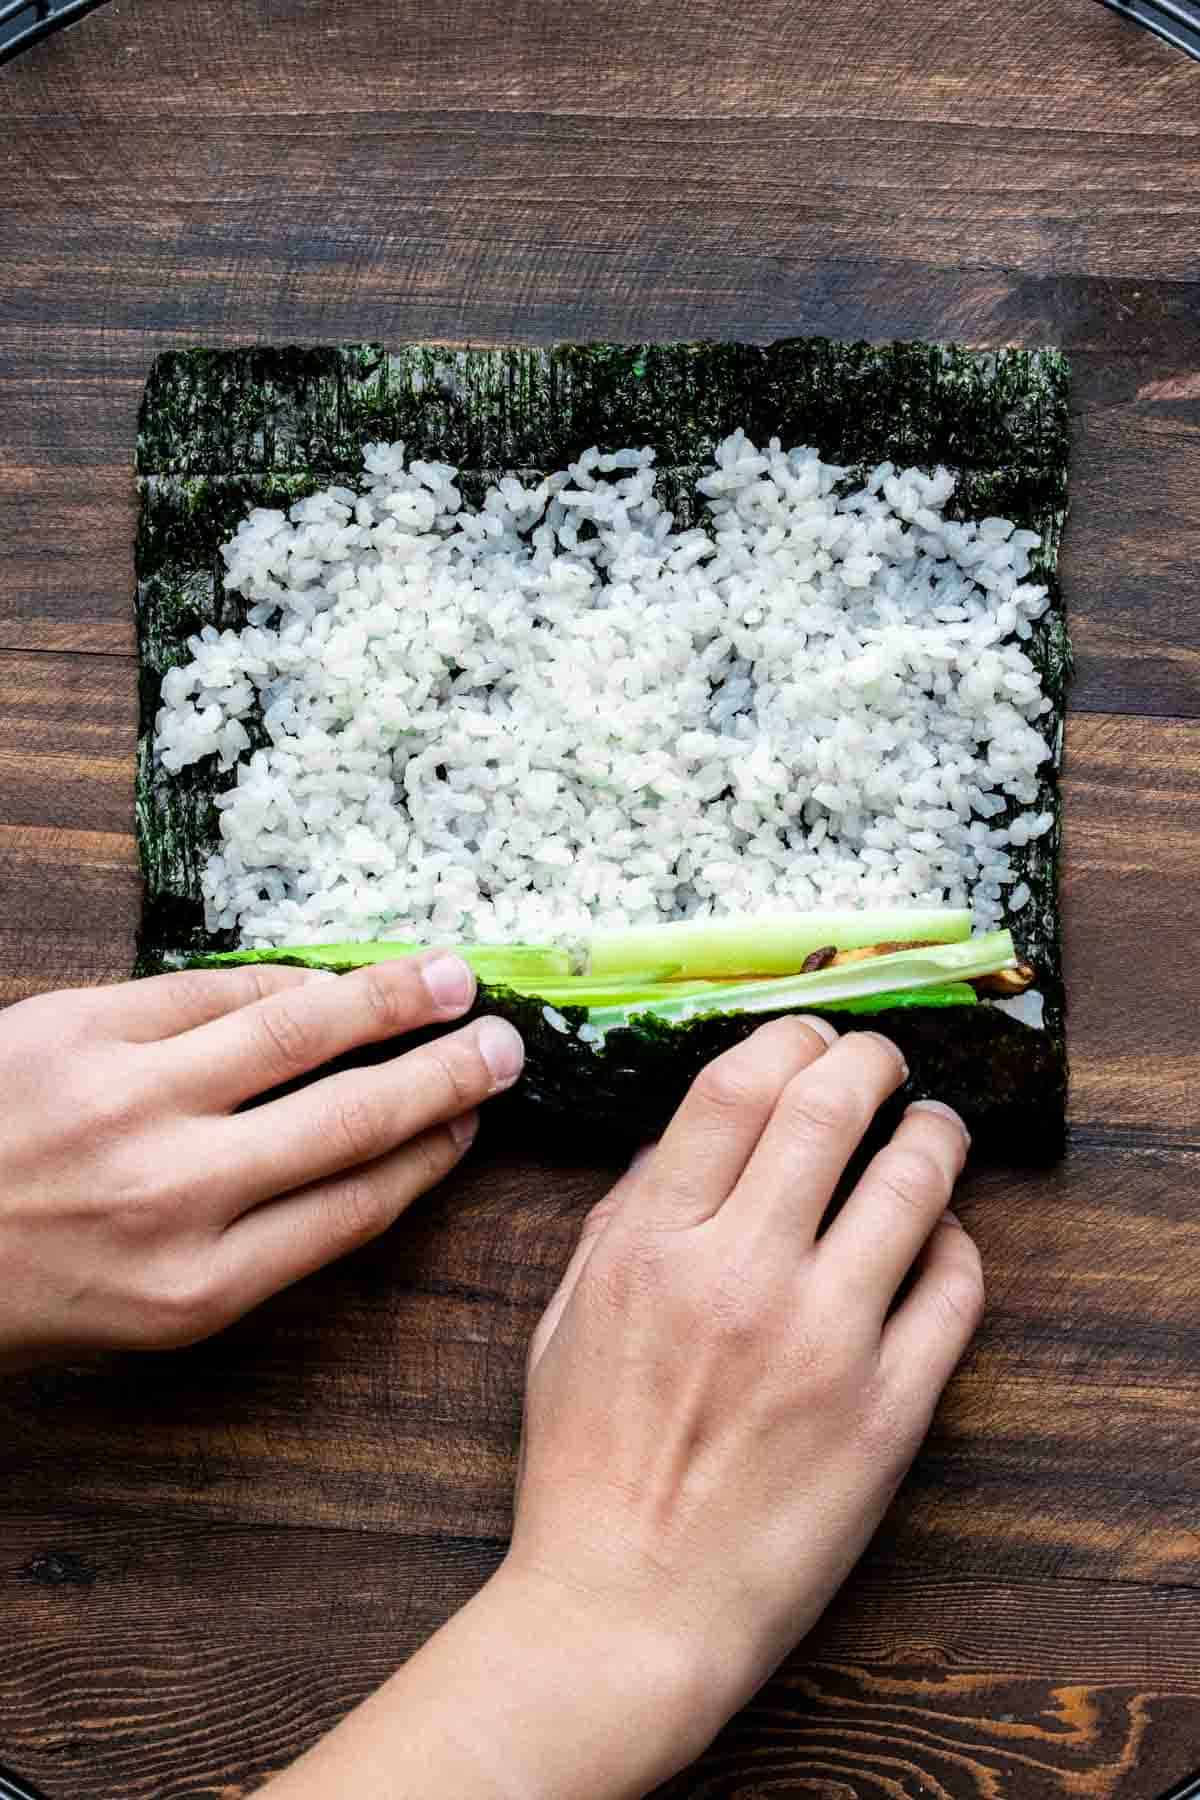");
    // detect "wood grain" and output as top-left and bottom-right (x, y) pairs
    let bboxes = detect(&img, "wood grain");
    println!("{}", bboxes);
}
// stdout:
(3, 2), (1200, 708)
(4, 1520), (1200, 1800)
(5, 0), (1198, 152)
(2, 1142), (1199, 1581)
(1064, 712), (1200, 1136)
(2, 2), (1200, 1796)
